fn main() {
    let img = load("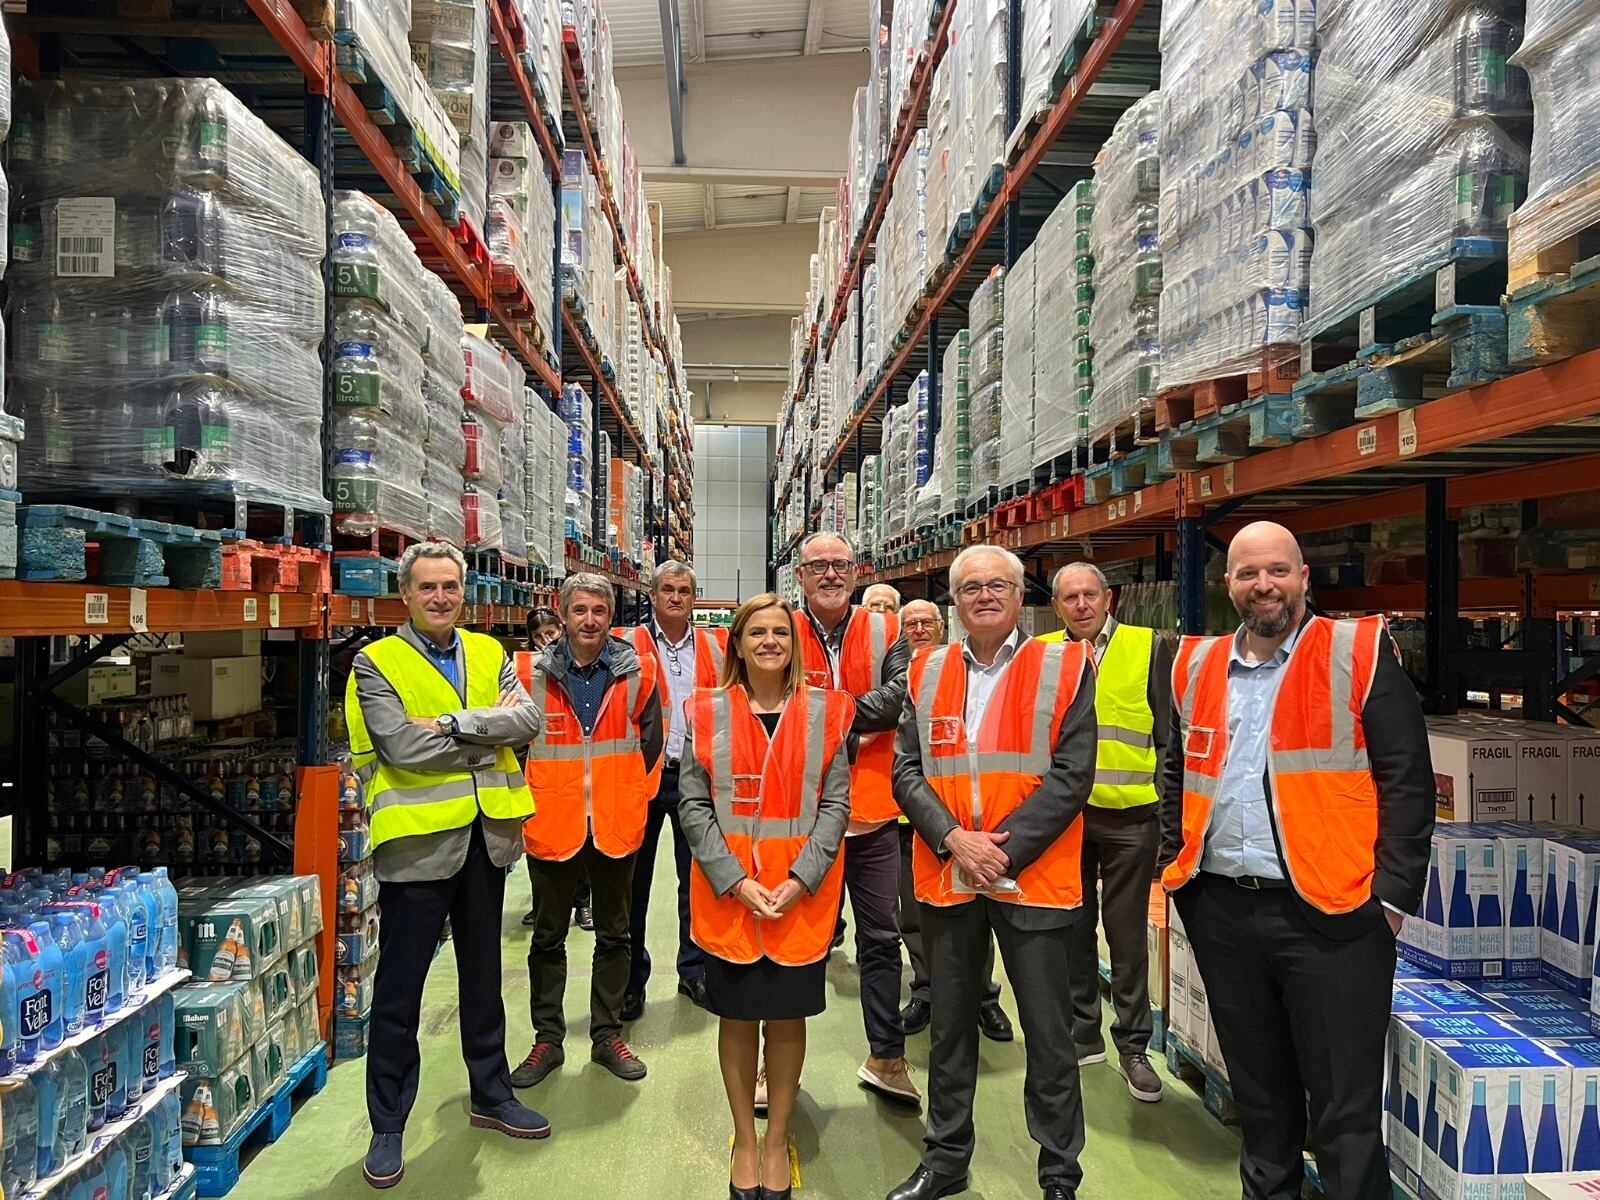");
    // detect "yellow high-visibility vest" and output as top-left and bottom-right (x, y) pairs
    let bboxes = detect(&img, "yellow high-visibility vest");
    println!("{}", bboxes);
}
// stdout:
(1037, 623), (1159, 809)
(345, 629), (533, 848)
